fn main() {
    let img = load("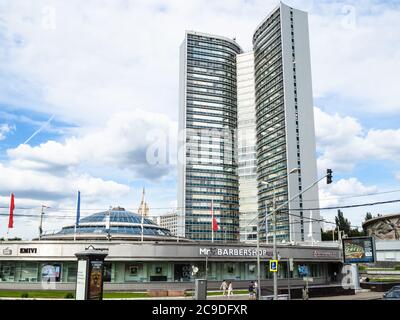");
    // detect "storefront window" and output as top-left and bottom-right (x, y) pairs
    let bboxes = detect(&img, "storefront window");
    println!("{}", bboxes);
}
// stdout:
(63, 262), (77, 283)
(39, 263), (61, 283)
(103, 263), (112, 282)
(16, 262), (39, 282)
(124, 263), (143, 282)
(174, 264), (192, 282)
(0, 262), (16, 282)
